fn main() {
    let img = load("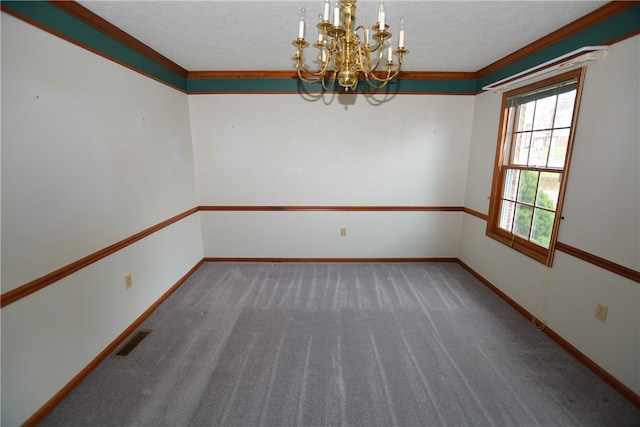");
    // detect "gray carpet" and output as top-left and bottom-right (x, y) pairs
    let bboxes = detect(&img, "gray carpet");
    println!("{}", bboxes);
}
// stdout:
(41, 262), (640, 426)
